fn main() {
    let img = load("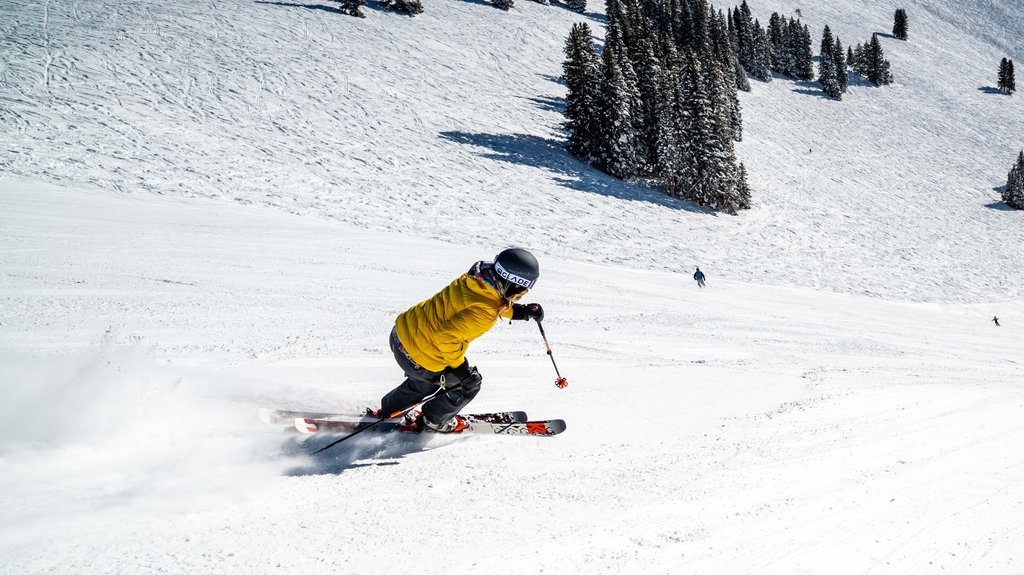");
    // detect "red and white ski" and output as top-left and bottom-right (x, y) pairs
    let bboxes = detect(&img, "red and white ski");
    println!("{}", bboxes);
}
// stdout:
(260, 407), (527, 426)
(293, 416), (566, 437)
